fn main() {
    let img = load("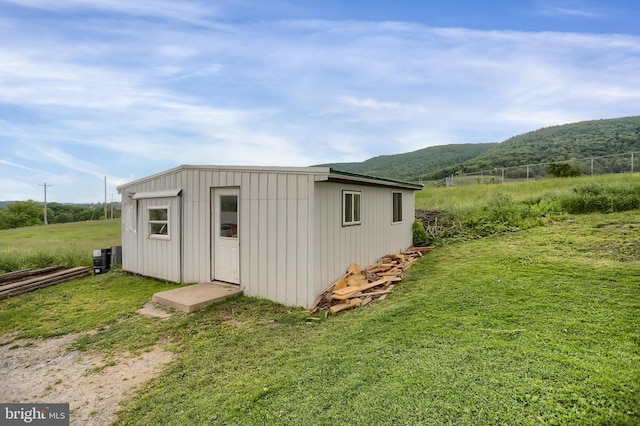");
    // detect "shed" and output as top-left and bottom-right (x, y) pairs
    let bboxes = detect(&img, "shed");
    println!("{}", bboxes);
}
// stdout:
(116, 165), (423, 308)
